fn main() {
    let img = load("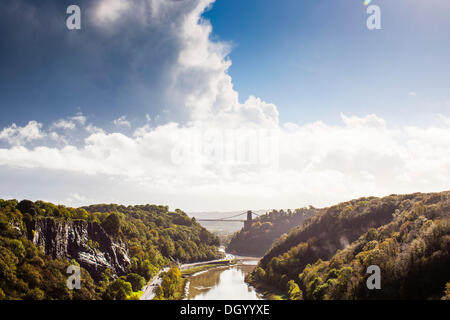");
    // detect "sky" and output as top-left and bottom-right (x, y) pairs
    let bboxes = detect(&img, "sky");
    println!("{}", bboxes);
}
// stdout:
(0, 0), (449, 212)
